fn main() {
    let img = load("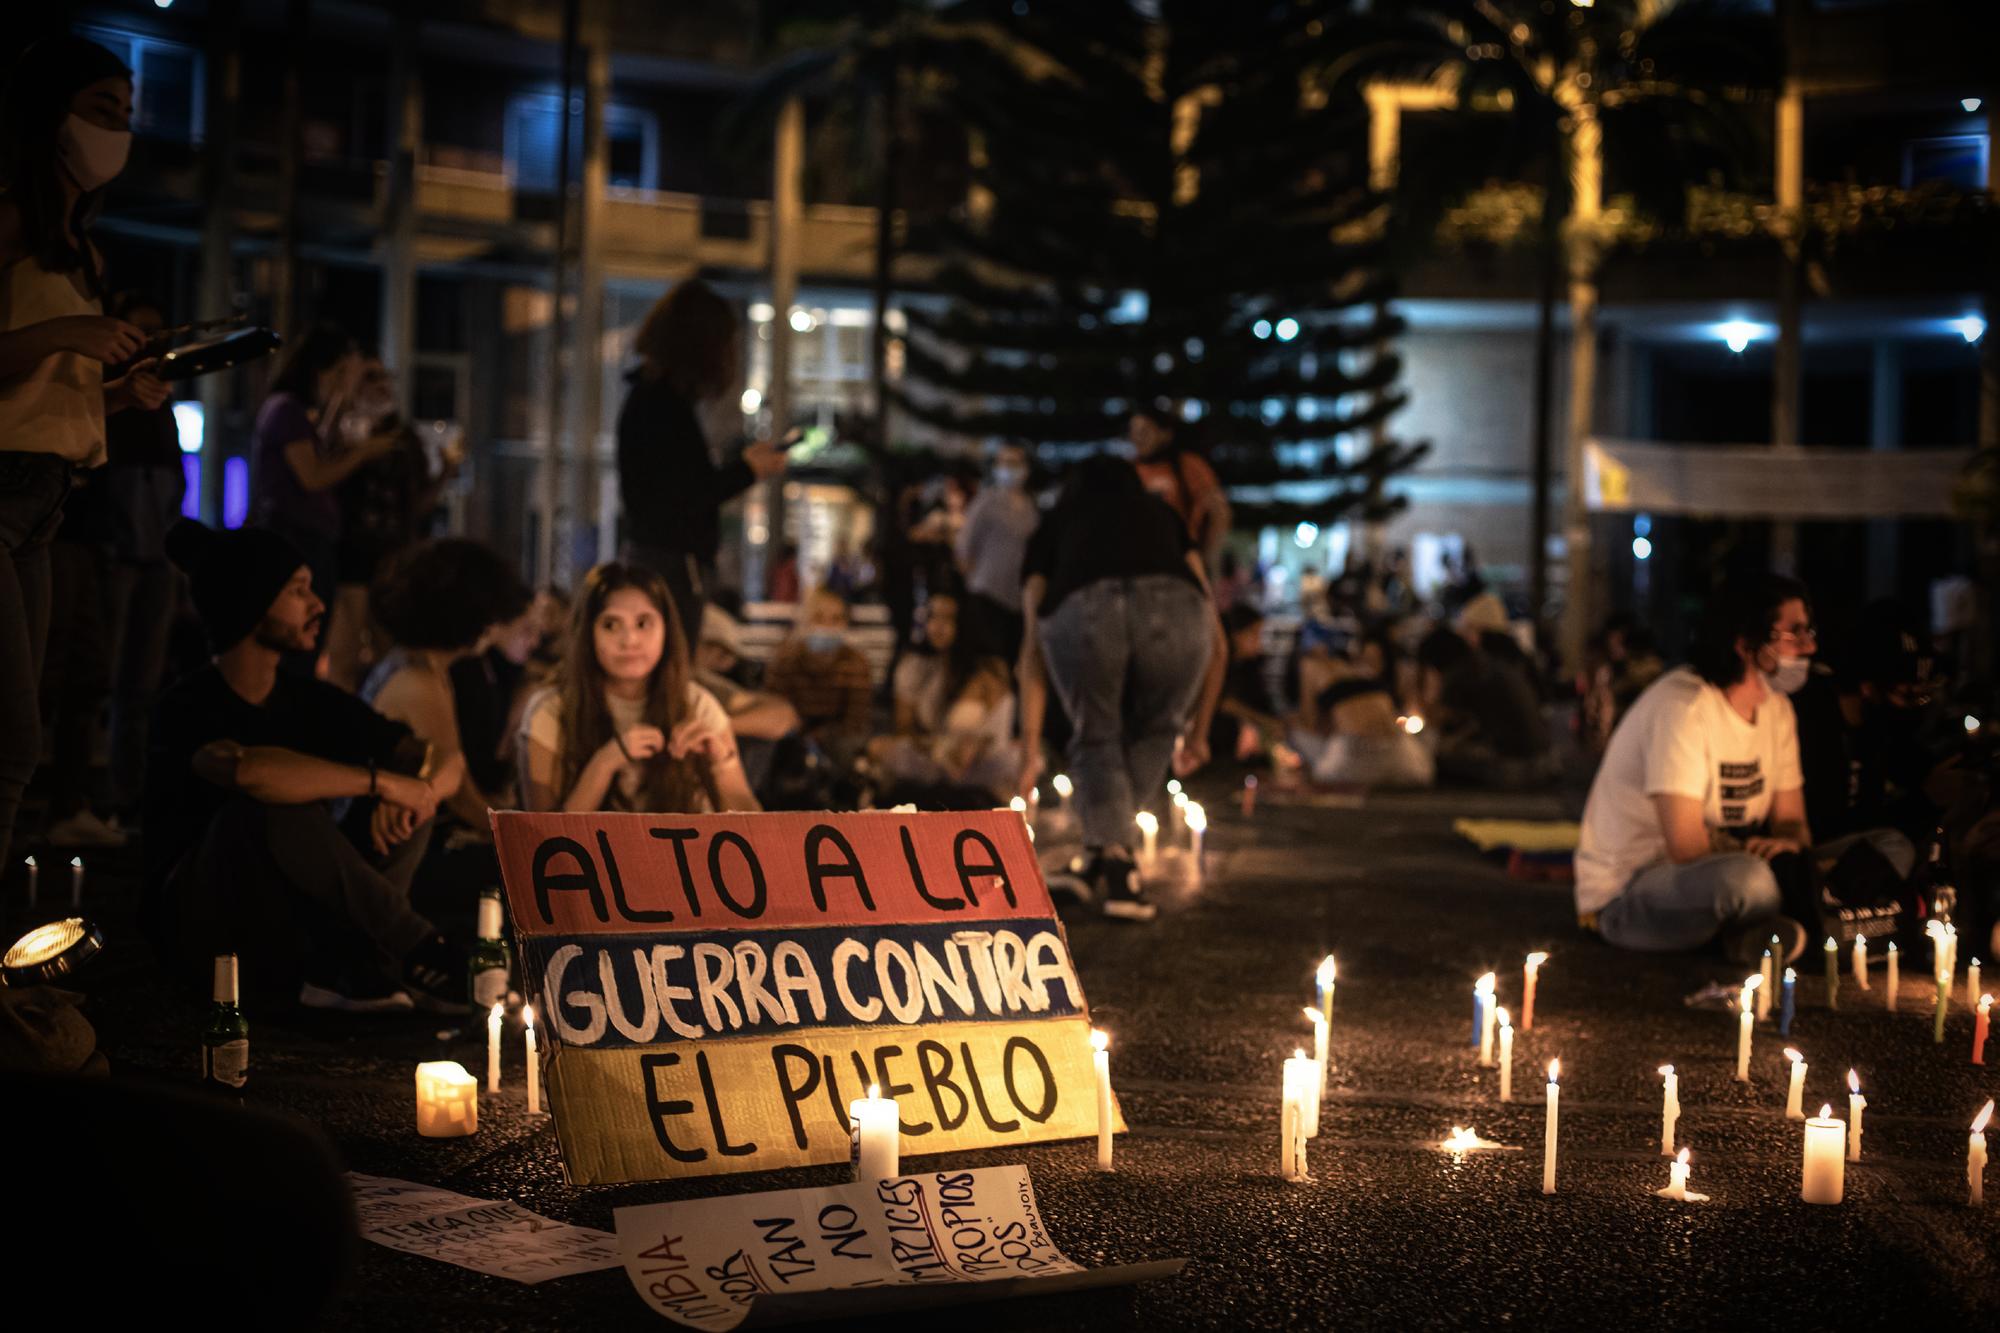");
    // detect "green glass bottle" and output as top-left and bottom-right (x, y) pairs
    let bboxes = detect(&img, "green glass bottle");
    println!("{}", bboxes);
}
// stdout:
(468, 891), (511, 1011)
(200, 953), (249, 1094)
